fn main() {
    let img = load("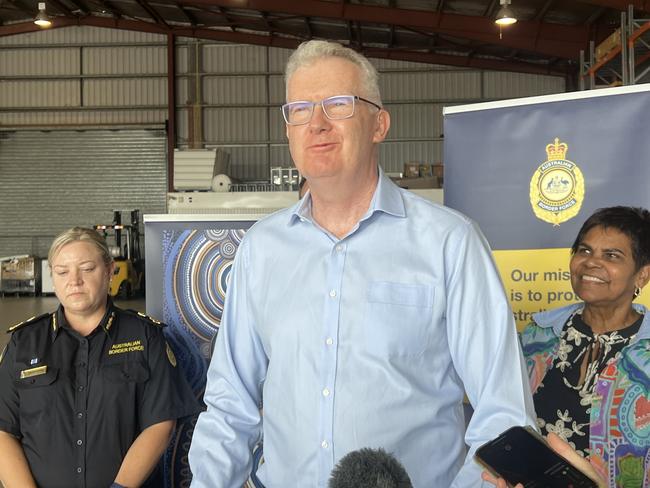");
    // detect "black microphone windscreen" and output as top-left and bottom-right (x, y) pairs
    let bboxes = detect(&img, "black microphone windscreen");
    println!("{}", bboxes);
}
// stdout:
(328, 447), (413, 488)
